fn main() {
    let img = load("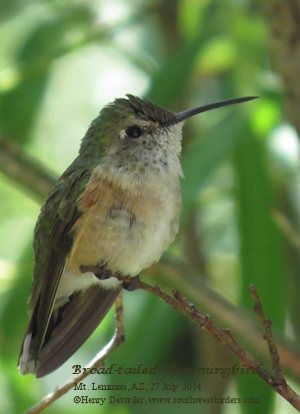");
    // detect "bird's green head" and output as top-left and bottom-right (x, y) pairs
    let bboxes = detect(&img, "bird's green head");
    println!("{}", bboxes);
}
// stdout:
(79, 94), (257, 177)
(79, 94), (176, 159)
